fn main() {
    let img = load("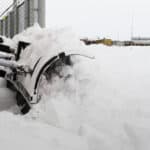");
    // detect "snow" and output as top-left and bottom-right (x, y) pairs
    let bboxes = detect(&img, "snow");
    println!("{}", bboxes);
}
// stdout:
(1, 26), (150, 149)
(0, 112), (88, 150)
